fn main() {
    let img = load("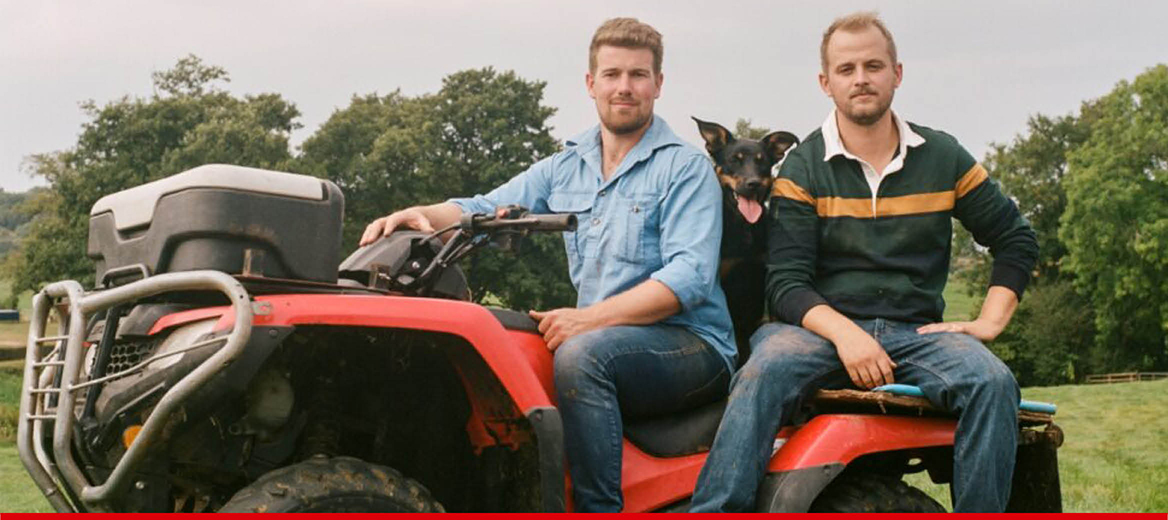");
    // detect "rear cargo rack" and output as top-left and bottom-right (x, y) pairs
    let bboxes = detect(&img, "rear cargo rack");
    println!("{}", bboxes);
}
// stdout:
(17, 271), (253, 512)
